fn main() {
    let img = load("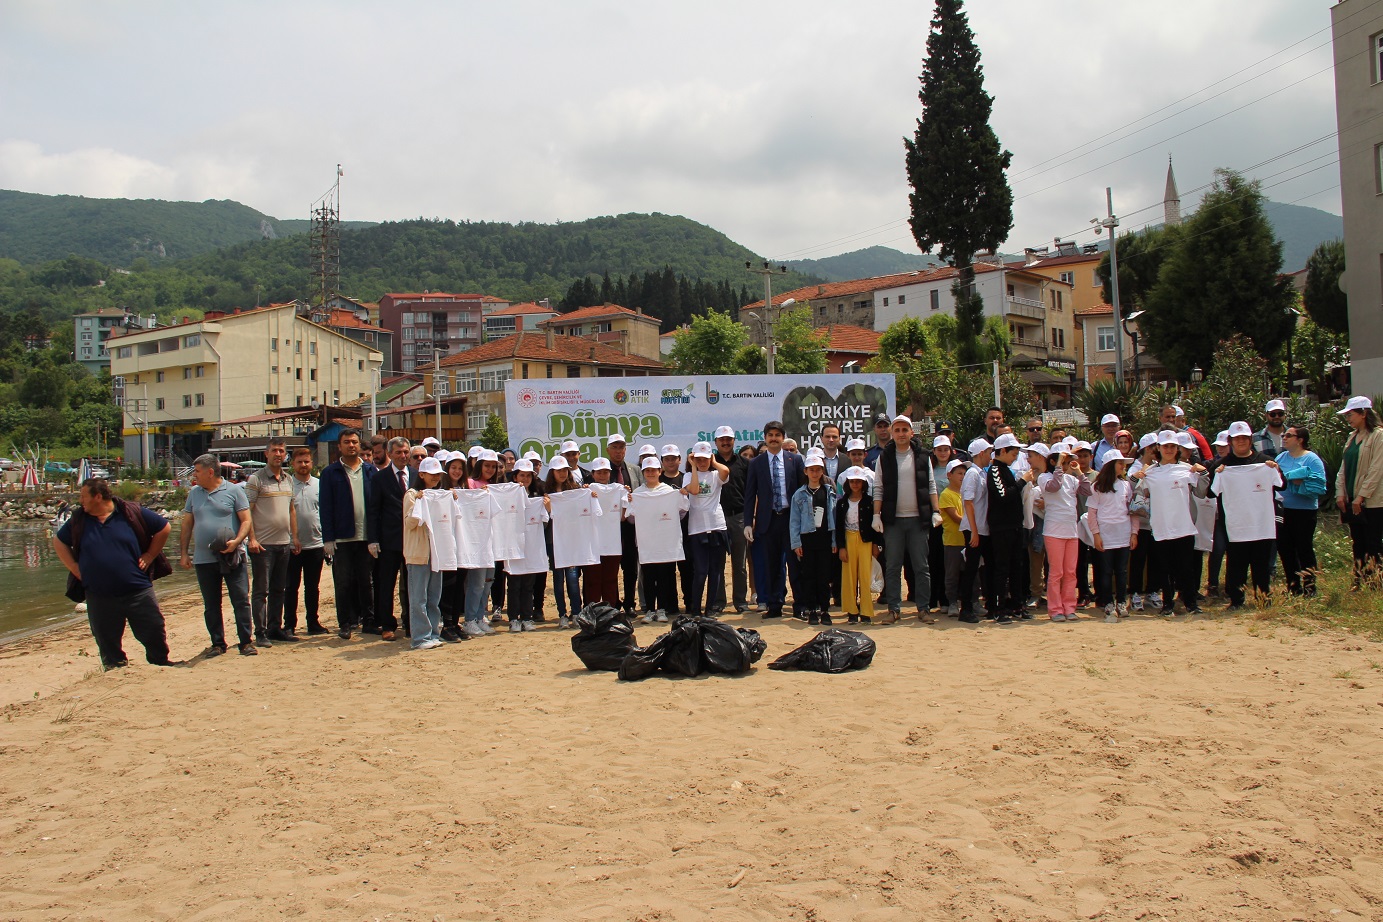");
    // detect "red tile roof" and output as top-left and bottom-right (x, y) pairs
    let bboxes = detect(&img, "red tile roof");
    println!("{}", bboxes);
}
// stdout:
(321, 308), (385, 330)
(1008, 252), (1104, 270)
(822, 324), (882, 355)
(488, 302), (557, 316)
(740, 263), (1022, 311)
(540, 303), (660, 325)
(433, 331), (666, 371)
(1076, 302), (1116, 316)
(383, 292), (498, 301)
